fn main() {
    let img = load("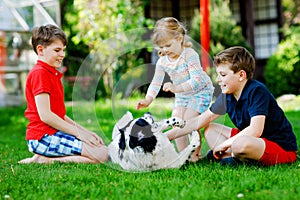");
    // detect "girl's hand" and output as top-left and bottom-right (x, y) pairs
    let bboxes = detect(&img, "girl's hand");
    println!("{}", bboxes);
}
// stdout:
(163, 82), (175, 93)
(136, 97), (153, 110)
